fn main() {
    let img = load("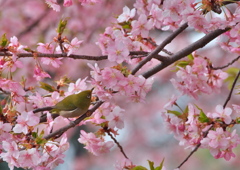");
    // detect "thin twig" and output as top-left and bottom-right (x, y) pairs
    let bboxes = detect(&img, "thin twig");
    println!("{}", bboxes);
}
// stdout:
(223, 70), (240, 108)
(43, 100), (103, 140)
(211, 56), (240, 70)
(104, 127), (128, 159)
(33, 106), (53, 113)
(0, 51), (149, 61)
(131, 22), (188, 75)
(142, 26), (230, 79)
(177, 125), (213, 169)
